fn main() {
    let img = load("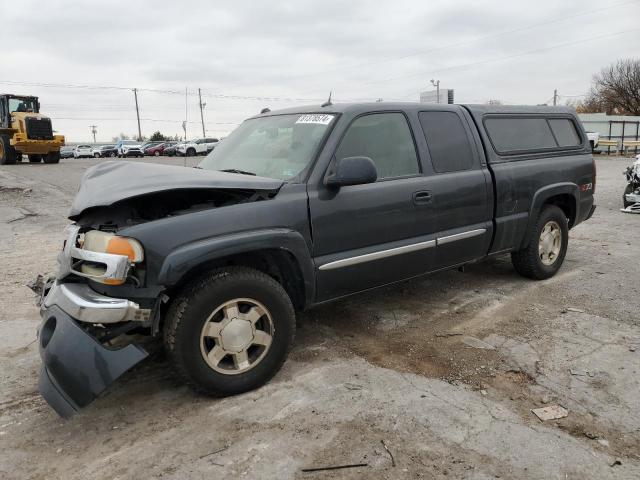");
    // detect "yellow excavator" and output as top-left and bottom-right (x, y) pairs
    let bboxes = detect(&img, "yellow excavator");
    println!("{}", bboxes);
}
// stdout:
(0, 94), (64, 164)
